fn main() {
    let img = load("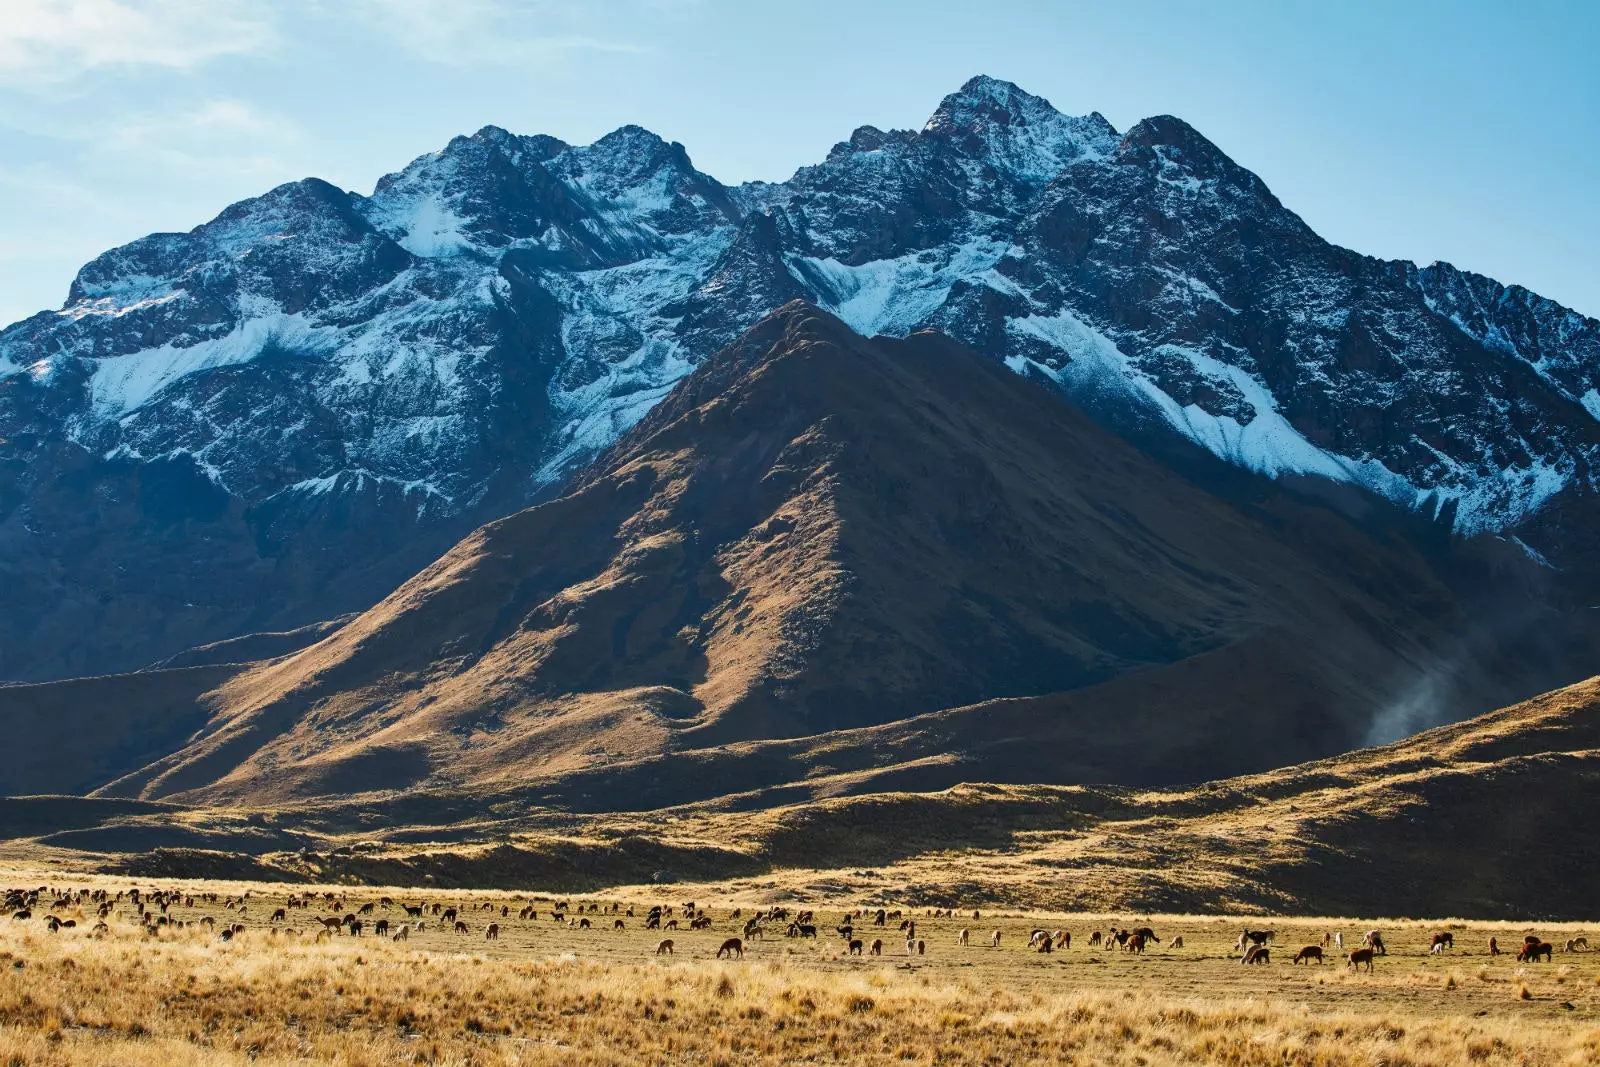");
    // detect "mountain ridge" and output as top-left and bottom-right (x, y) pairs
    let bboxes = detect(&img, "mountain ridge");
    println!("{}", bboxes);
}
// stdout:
(3, 75), (1599, 682)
